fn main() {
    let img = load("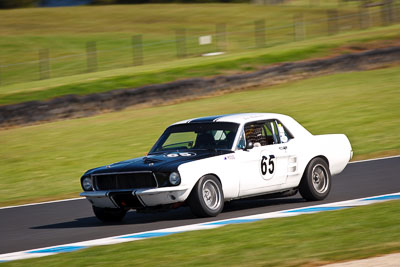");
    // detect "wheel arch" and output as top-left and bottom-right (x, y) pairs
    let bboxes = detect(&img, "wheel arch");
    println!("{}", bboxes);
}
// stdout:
(203, 173), (222, 185)
(188, 173), (222, 192)
(302, 155), (330, 178)
(187, 173), (224, 201)
(316, 155), (329, 167)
